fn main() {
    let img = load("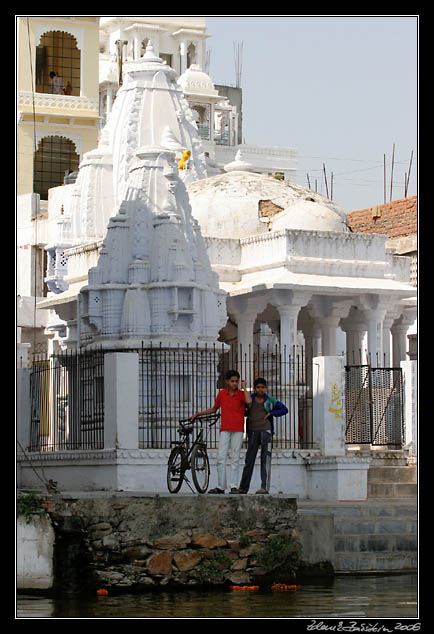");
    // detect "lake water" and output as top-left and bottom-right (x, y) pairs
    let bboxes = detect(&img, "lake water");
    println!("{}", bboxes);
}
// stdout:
(17, 574), (418, 619)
